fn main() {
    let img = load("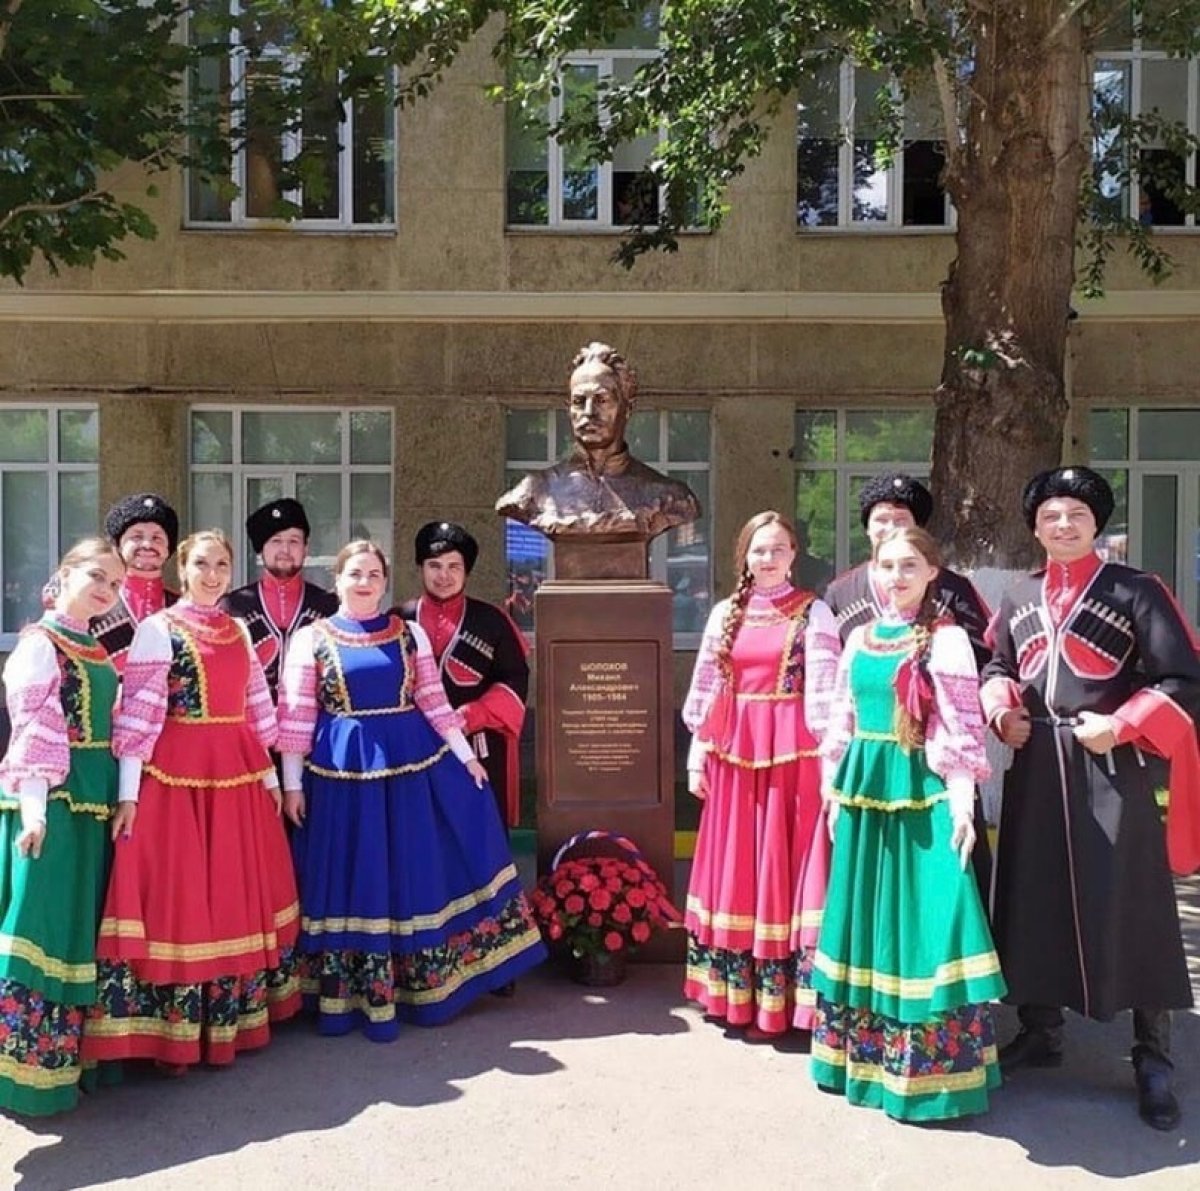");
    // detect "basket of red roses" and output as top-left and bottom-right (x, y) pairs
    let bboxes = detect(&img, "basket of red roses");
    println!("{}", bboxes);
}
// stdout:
(530, 830), (681, 986)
